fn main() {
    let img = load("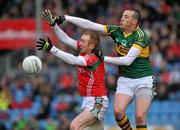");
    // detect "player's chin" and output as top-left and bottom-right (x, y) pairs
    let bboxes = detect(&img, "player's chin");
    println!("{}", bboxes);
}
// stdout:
(119, 24), (124, 29)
